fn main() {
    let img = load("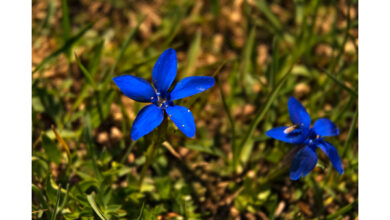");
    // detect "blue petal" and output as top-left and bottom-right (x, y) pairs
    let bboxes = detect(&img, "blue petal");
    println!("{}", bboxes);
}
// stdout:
(288, 97), (311, 129)
(318, 141), (344, 174)
(131, 104), (164, 140)
(313, 118), (339, 137)
(290, 146), (318, 180)
(170, 76), (215, 100)
(266, 126), (307, 144)
(152, 48), (177, 93)
(165, 105), (195, 138)
(113, 75), (156, 103)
